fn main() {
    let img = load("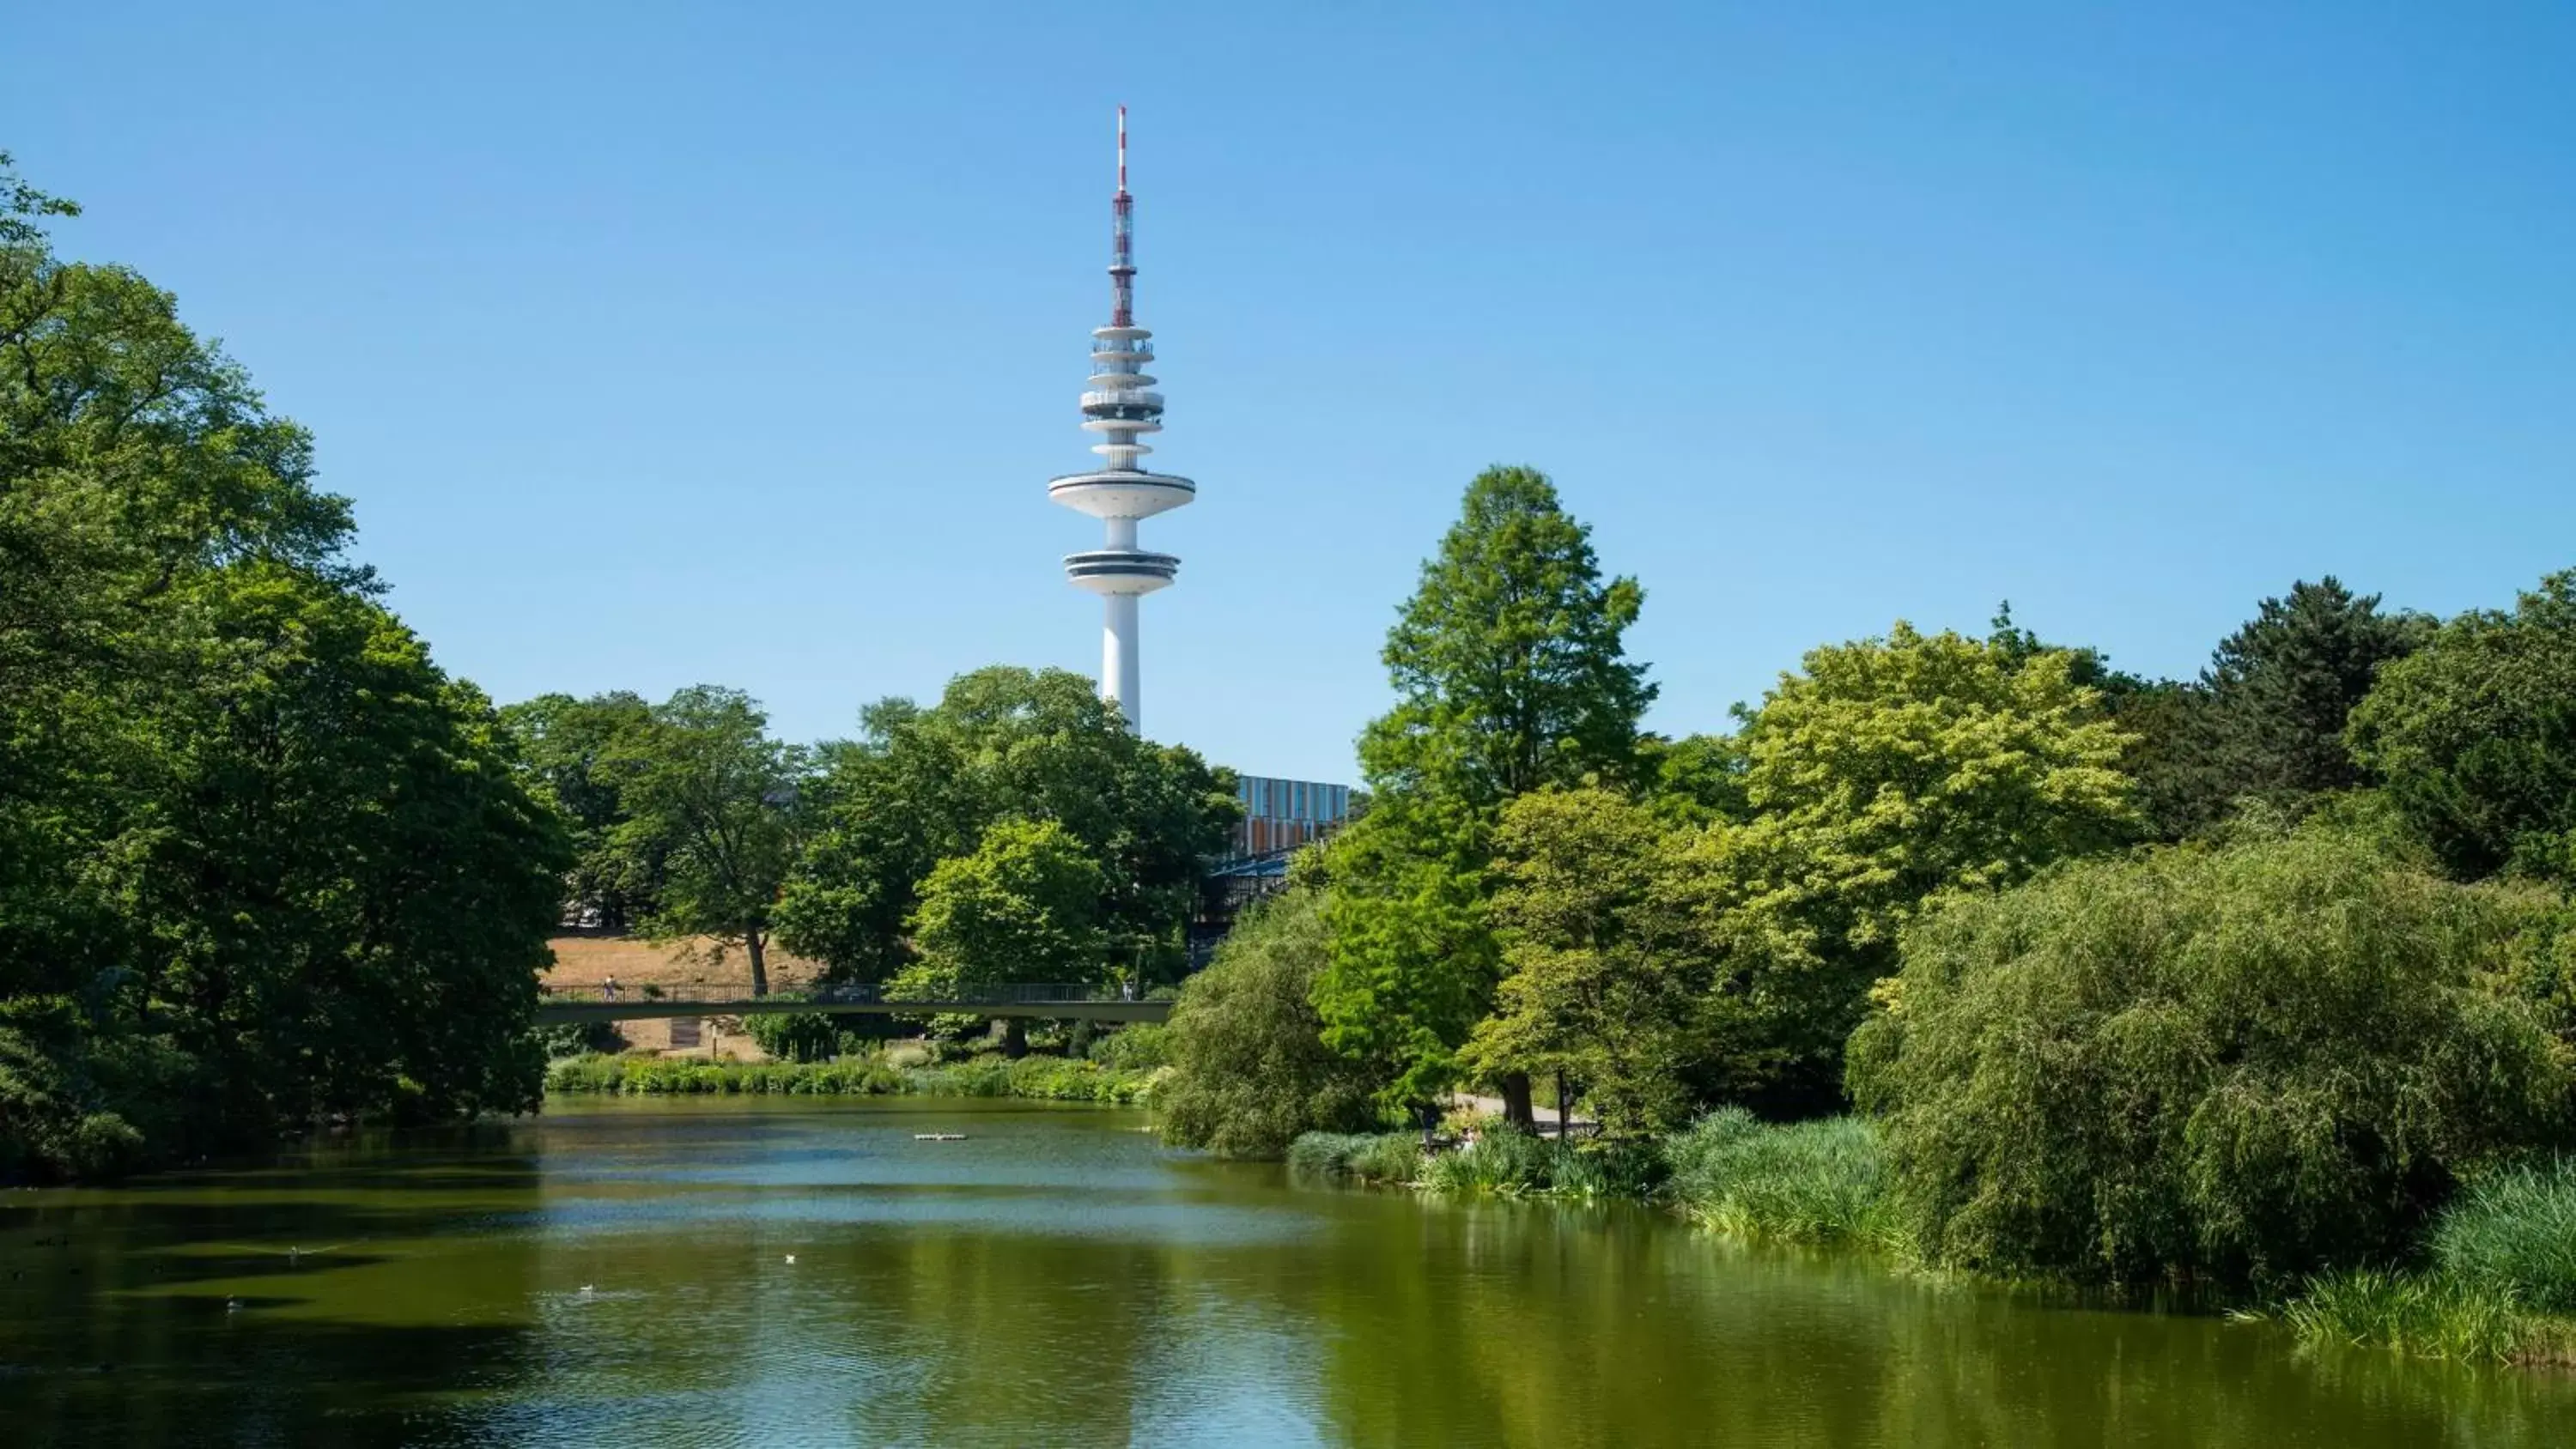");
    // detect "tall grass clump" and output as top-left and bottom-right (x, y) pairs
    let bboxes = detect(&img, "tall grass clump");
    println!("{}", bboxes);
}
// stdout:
(1286, 1131), (1423, 1185)
(1403, 1130), (1664, 1197)
(1666, 1108), (1899, 1249)
(1421, 1129), (1563, 1194)
(1848, 820), (2569, 1286)
(2278, 1269), (2531, 1363)
(2433, 1158), (2576, 1315)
